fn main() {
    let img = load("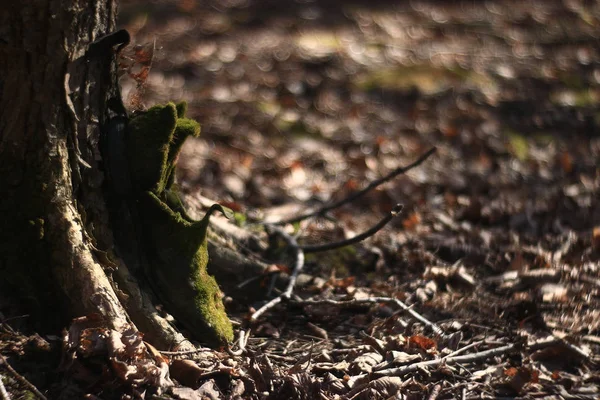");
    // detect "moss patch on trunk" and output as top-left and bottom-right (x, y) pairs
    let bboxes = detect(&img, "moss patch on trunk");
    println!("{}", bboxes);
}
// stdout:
(123, 102), (233, 345)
